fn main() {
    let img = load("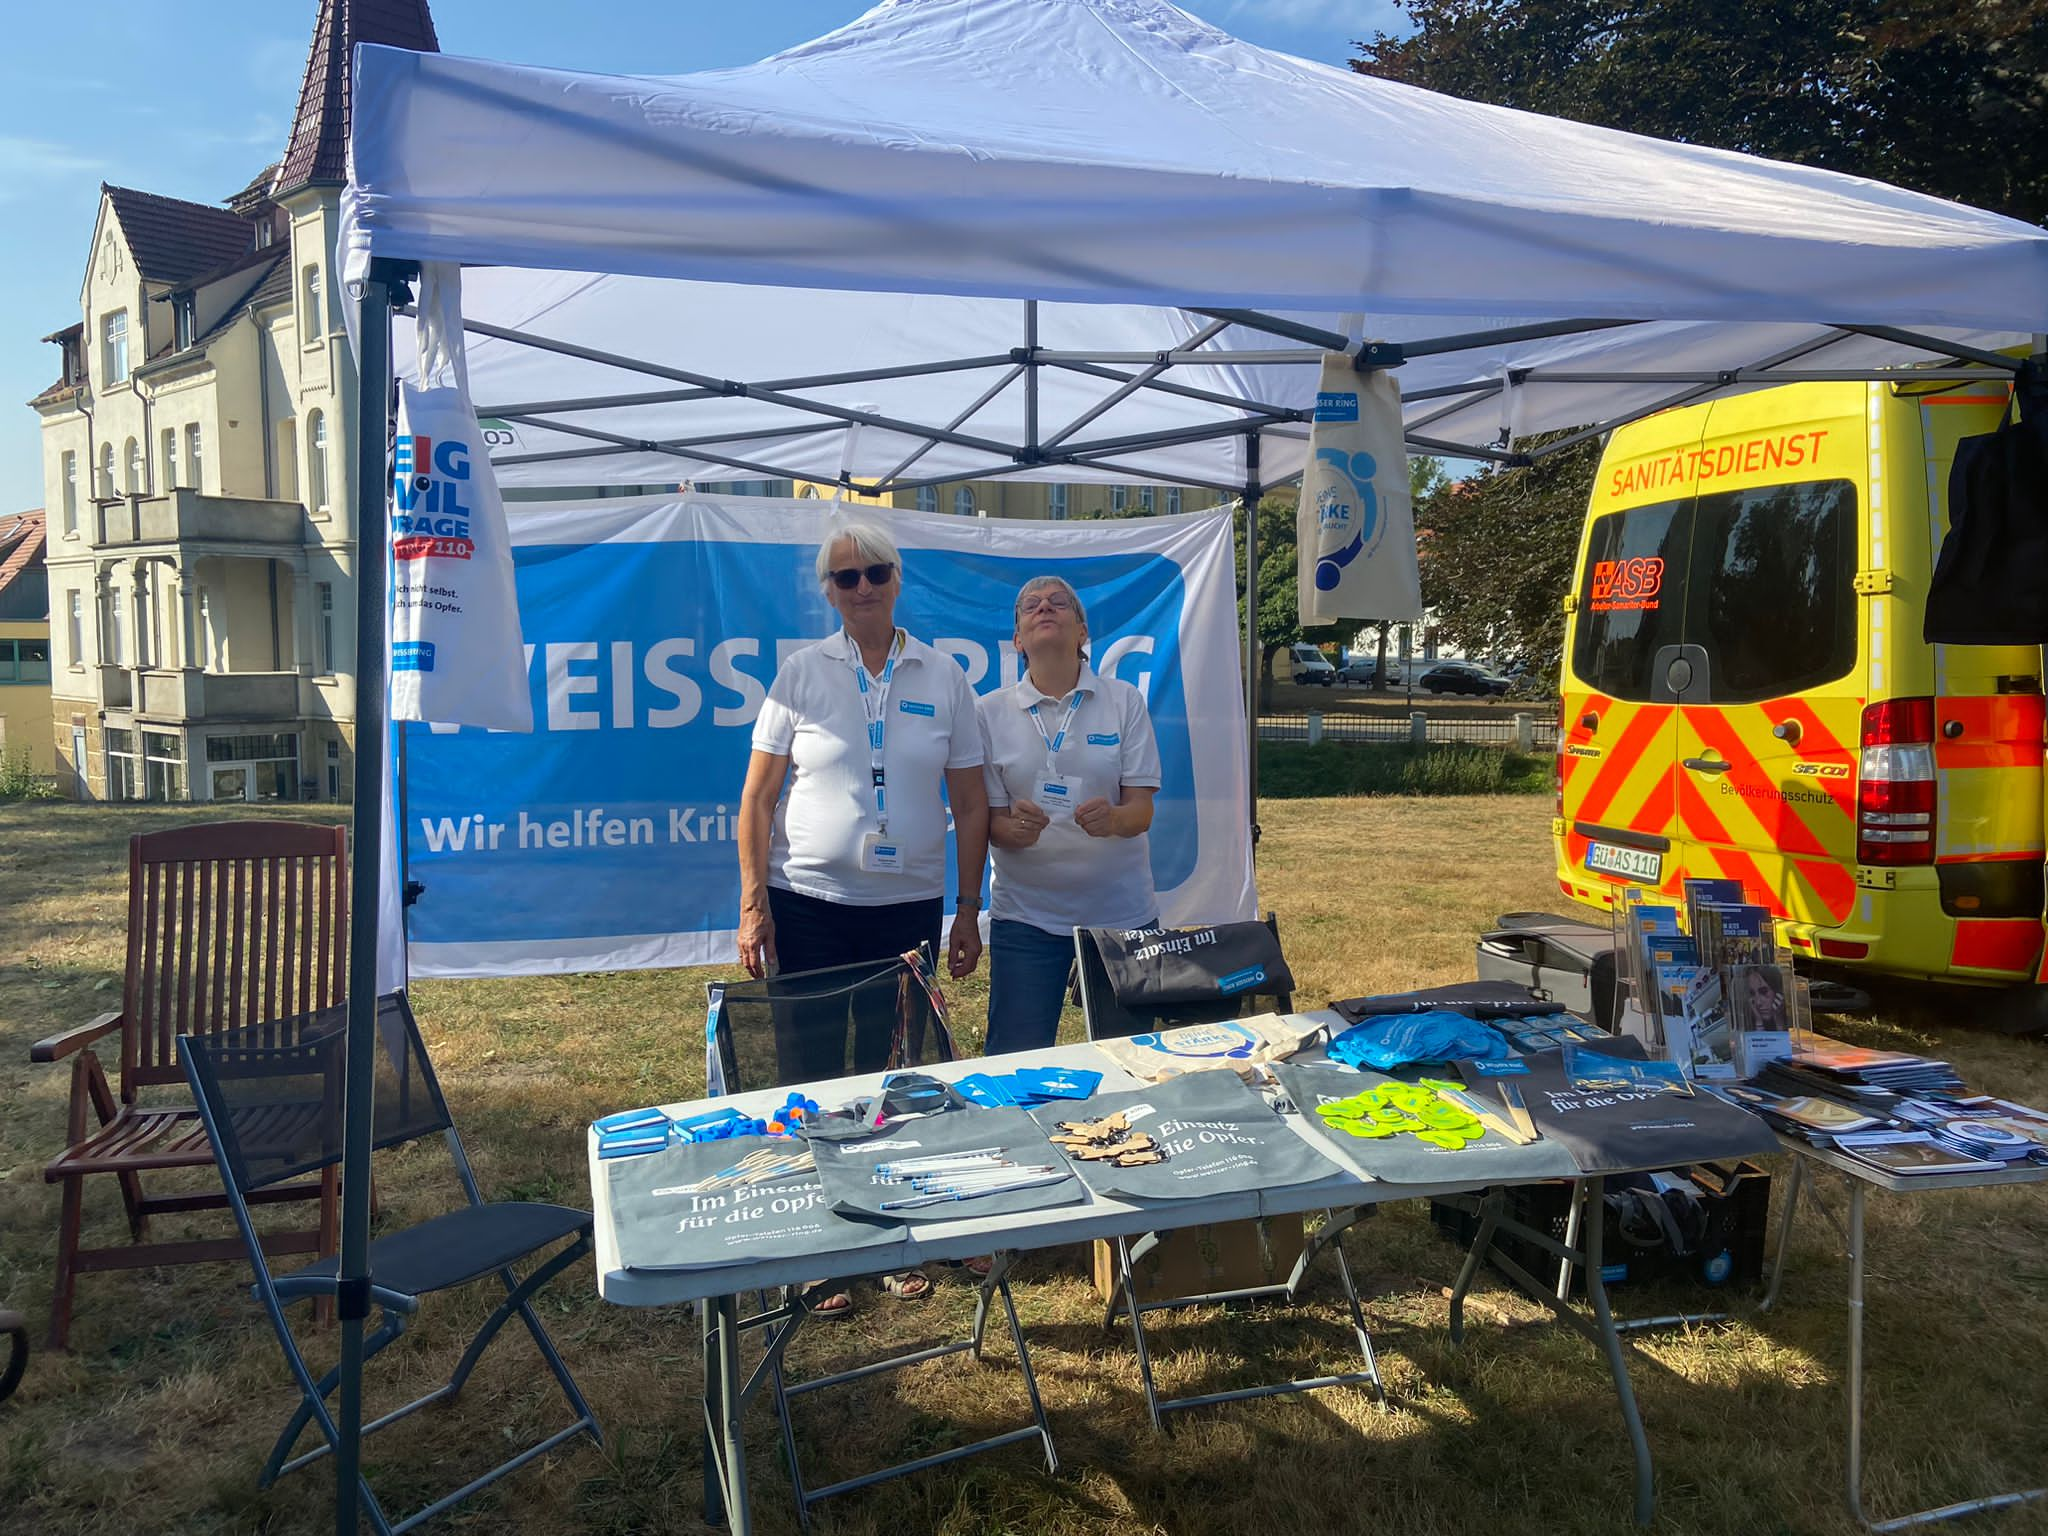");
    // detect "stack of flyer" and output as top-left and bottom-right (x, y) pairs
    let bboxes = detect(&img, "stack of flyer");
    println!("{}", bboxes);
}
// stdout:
(1622, 880), (1798, 1082)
